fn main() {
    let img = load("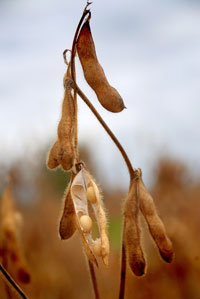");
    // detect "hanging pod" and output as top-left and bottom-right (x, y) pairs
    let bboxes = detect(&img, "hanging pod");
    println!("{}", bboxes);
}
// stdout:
(138, 169), (174, 263)
(60, 167), (109, 266)
(47, 63), (76, 171)
(123, 175), (146, 276)
(77, 18), (125, 113)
